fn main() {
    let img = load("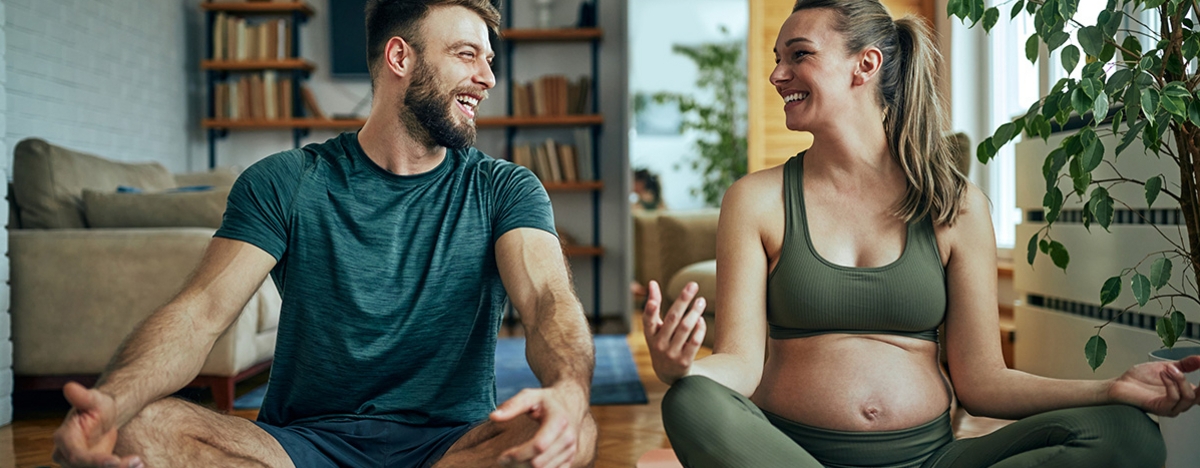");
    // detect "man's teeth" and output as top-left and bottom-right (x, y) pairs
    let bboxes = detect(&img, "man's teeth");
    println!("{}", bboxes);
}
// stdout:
(784, 92), (809, 103)
(456, 95), (479, 107)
